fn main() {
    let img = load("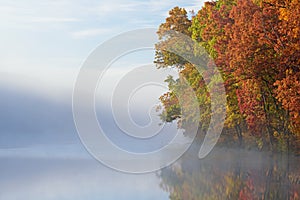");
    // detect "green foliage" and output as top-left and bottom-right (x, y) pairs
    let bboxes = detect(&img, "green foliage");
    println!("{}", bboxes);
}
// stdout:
(155, 7), (192, 69)
(155, 0), (300, 153)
